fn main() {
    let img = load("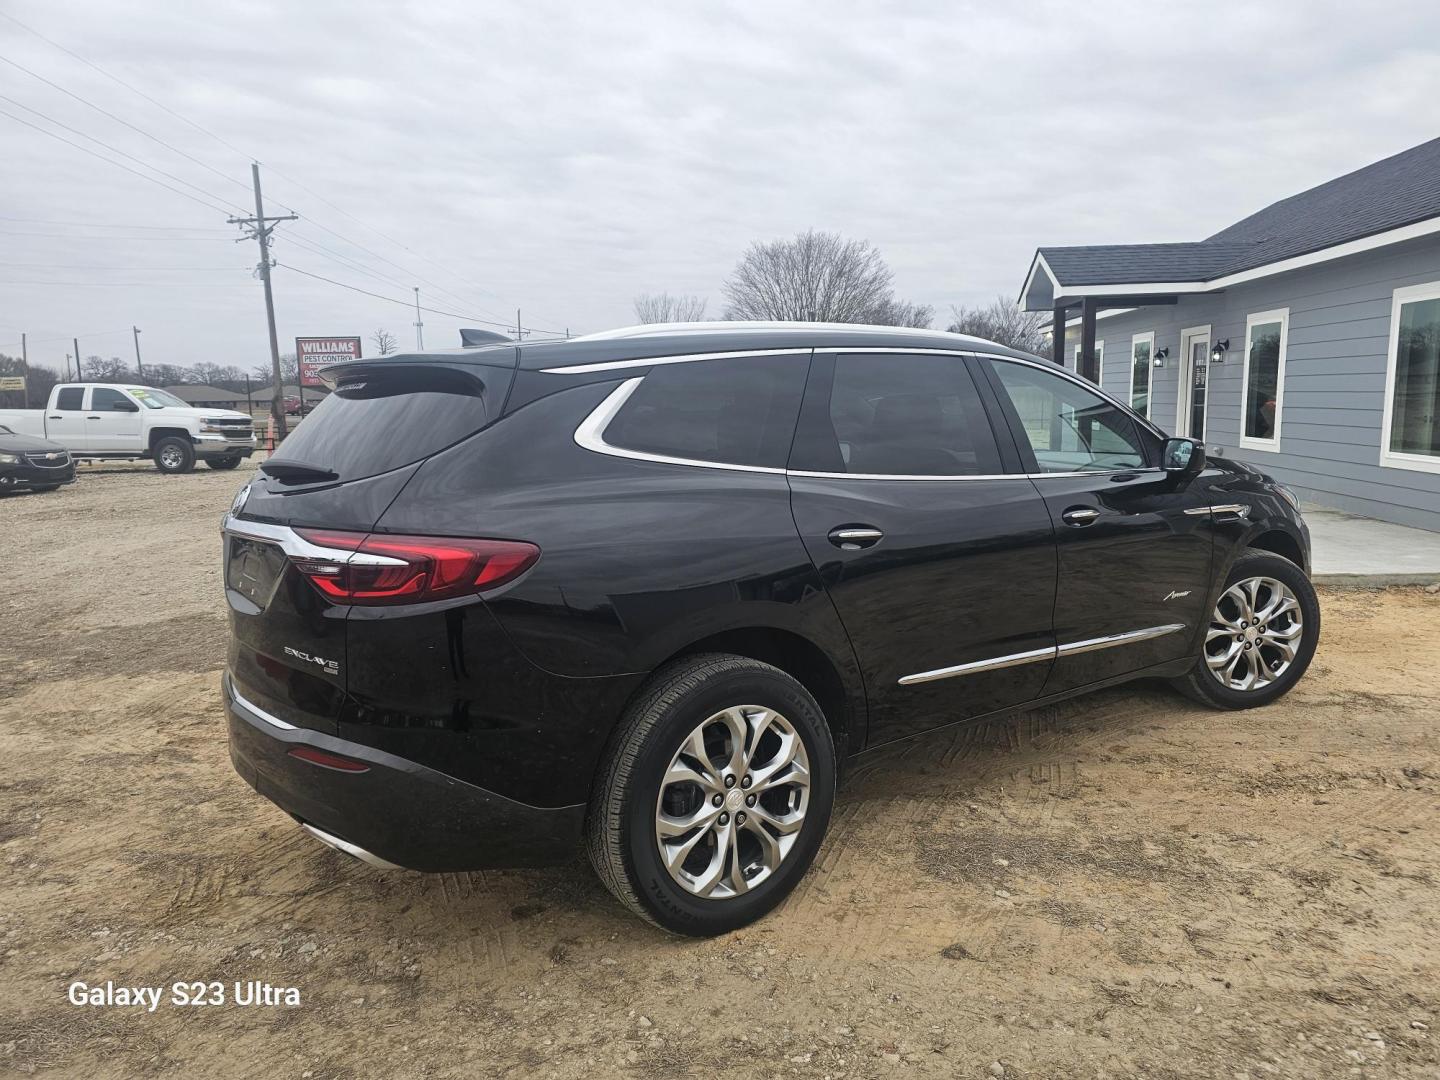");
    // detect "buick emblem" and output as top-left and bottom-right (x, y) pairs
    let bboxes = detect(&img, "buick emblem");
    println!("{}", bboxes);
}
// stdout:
(45, 452), (61, 461)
